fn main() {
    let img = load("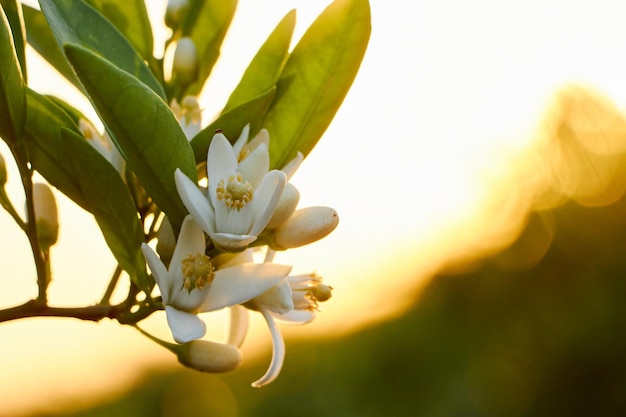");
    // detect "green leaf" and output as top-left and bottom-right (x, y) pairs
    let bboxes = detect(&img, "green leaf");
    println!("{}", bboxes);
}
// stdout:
(39, 0), (165, 99)
(22, 4), (80, 88)
(191, 87), (276, 163)
(262, 0), (371, 169)
(64, 43), (197, 230)
(180, 0), (237, 96)
(84, 0), (153, 62)
(0, 0), (26, 80)
(22, 89), (88, 209)
(45, 95), (86, 123)
(223, 9), (294, 112)
(60, 128), (150, 291)
(0, 4), (25, 144)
